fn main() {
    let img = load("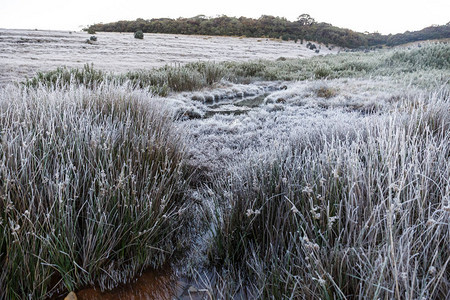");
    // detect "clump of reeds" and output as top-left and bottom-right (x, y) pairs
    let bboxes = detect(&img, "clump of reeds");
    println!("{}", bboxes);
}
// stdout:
(0, 84), (190, 299)
(25, 62), (226, 96)
(208, 87), (449, 299)
(25, 63), (105, 89)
